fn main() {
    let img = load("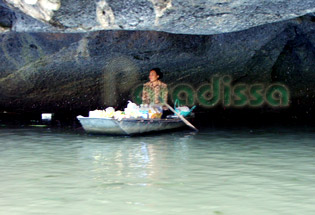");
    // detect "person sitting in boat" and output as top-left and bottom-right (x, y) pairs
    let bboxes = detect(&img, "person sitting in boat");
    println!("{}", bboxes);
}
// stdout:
(142, 68), (168, 105)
